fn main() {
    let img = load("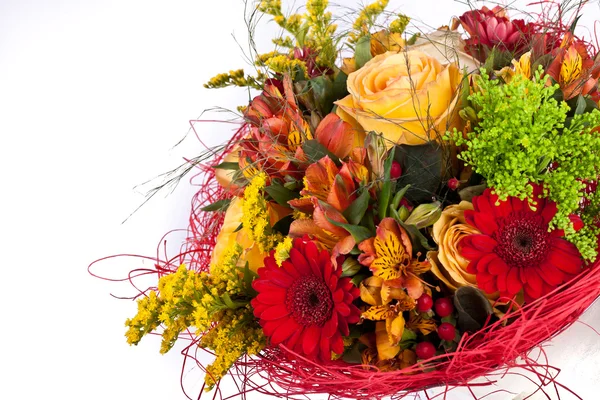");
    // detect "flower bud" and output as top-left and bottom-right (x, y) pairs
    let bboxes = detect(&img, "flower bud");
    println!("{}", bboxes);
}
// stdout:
(341, 257), (362, 277)
(404, 201), (442, 229)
